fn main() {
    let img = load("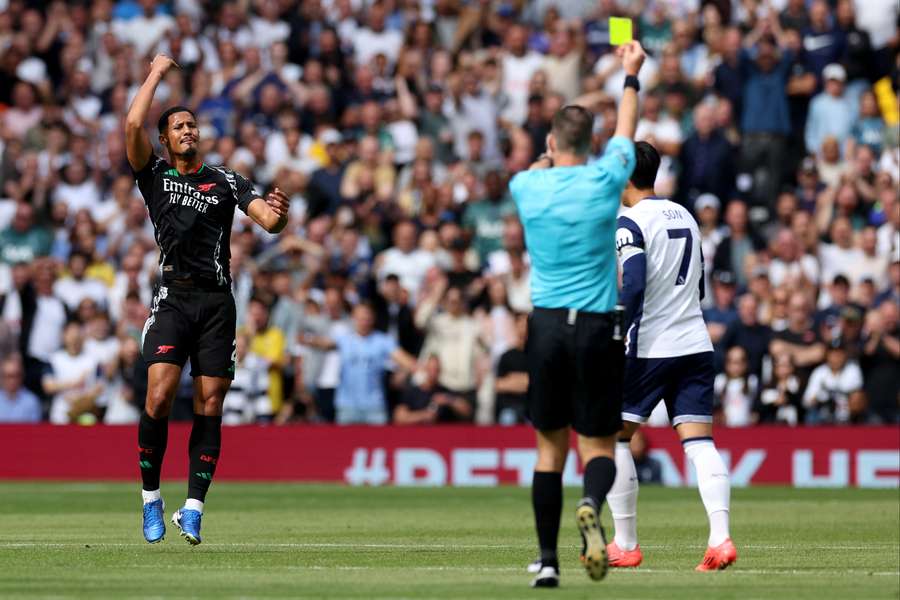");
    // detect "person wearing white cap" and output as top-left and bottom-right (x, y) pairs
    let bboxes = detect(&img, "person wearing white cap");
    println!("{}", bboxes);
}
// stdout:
(805, 63), (856, 156)
(694, 194), (725, 308)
